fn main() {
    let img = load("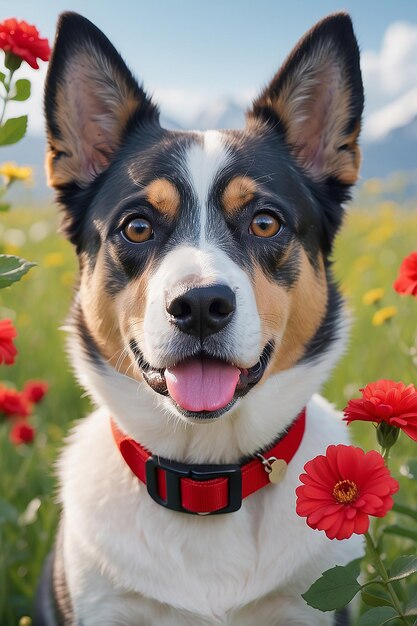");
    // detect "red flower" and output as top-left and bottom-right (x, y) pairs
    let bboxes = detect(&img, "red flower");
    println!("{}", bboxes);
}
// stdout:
(0, 385), (31, 417)
(344, 380), (417, 442)
(0, 18), (50, 69)
(296, 445), (398, 540)
(10, 421), (35, 445)
(394, 251), (417, 297)
(23, 379), (48, 403)
(0, 318), (17, 365)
